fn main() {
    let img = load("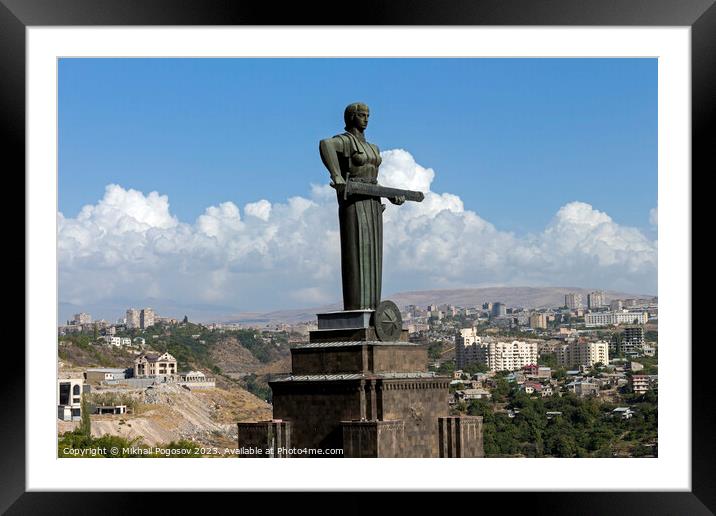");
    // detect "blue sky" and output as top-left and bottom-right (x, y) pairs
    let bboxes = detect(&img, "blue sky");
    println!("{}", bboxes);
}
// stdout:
(59, 58), (656, 235)
(58, 58), (658, 319)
